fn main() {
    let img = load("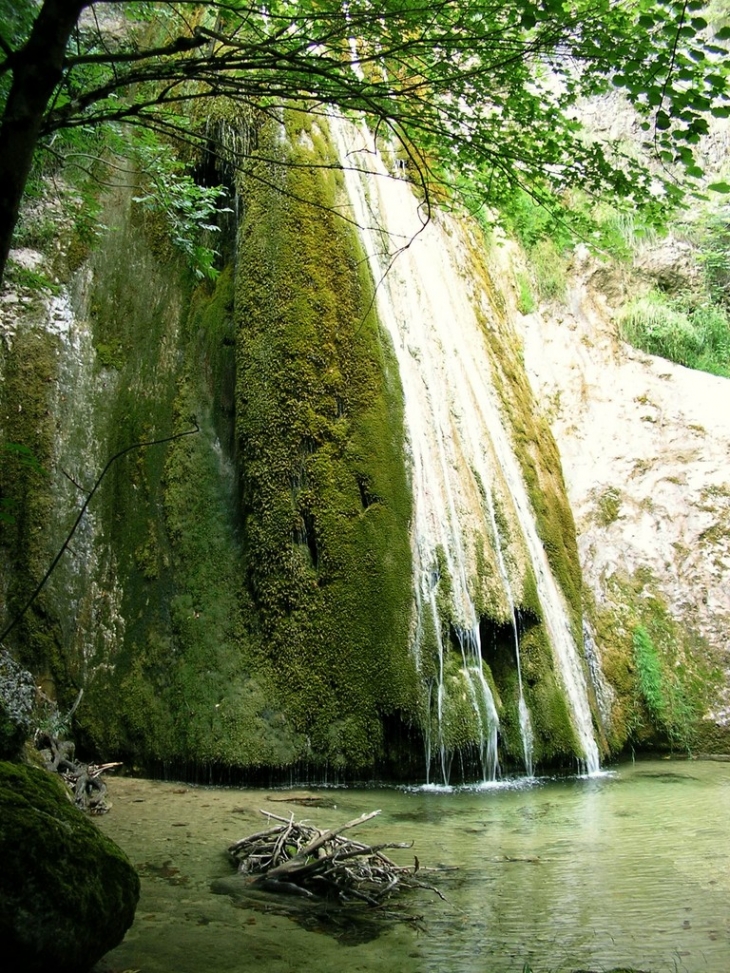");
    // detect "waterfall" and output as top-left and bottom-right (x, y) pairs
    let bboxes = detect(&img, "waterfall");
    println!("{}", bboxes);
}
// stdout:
(331, 118), (600, 778)
(482, 476), (535, 777)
